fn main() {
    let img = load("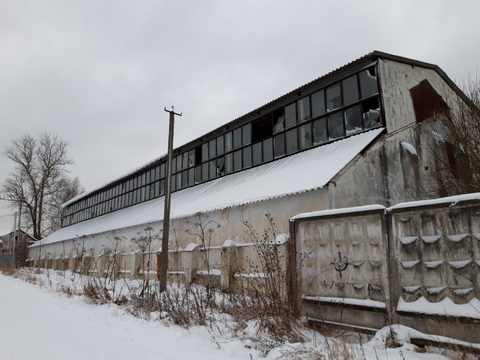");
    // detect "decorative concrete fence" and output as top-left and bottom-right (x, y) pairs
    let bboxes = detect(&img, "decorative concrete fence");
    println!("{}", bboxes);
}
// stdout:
(32, 250), (164, 280)
(291, 194), (480, 344)
(28, 238), (290, 294)
(164, 237), (290, 293)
